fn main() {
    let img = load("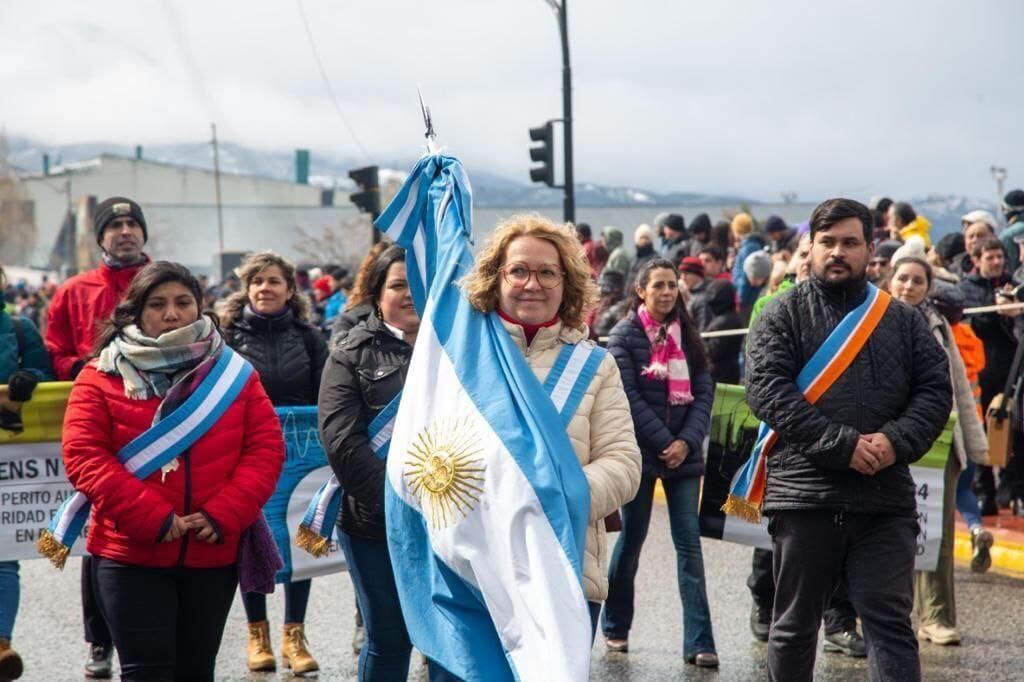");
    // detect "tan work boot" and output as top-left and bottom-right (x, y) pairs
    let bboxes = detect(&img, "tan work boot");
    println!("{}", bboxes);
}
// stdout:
(282, 623), (319, 674)
(247, 621), (276, 672)
(0, 638), (24, 680)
